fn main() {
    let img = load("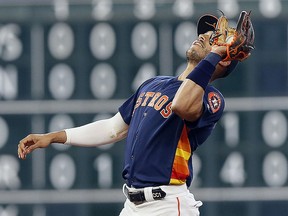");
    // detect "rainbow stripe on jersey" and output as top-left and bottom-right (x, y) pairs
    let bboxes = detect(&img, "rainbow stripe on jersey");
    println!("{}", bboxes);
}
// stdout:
(170, 125), (191, 185)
